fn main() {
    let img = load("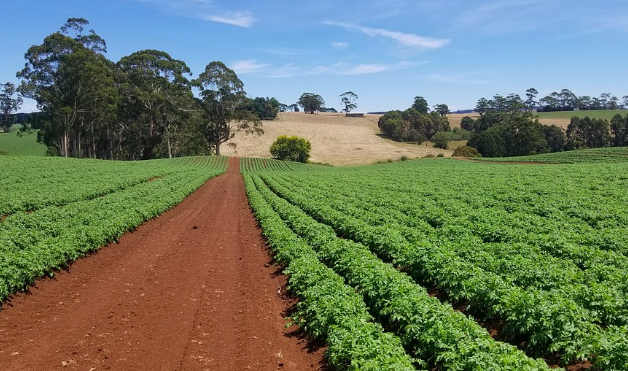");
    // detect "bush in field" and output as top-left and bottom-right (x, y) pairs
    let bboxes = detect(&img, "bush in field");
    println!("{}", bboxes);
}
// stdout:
(453, 145), (482, 157)
(270, 135), (311, 163)
(432, 131), (451, 149)
(378, 109), (449, 143)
